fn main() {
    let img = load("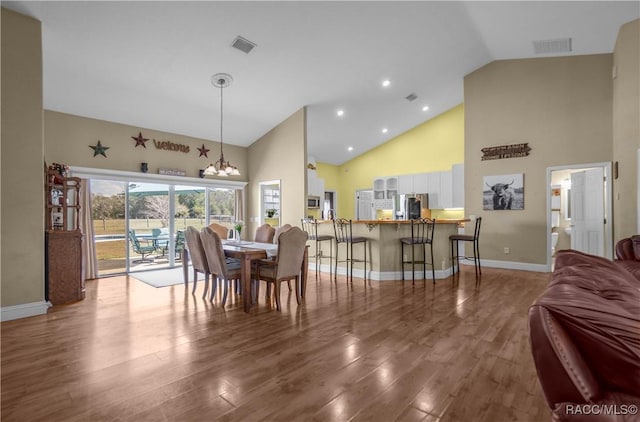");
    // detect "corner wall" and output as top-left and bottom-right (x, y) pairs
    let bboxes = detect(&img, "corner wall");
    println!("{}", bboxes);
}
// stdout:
(612, 19), (640, 240)
(1, 8), (46, 315)
(464, 54), (613, 266)
(247, 108), (307, 236)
